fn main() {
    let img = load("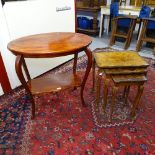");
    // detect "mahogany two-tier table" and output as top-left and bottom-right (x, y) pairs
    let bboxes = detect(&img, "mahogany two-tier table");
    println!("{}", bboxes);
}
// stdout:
(8, 32), (92, 119)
